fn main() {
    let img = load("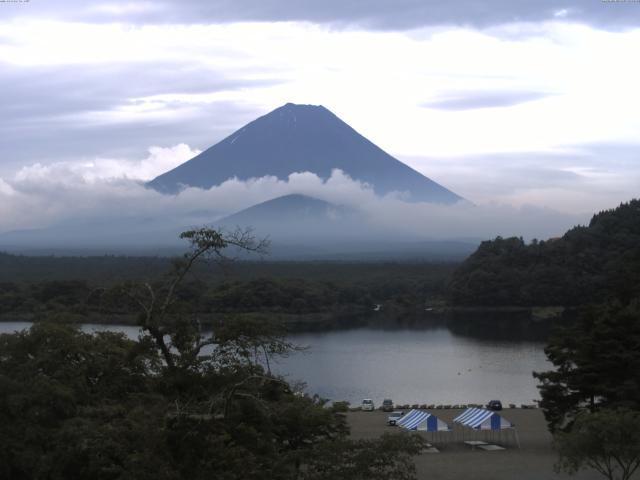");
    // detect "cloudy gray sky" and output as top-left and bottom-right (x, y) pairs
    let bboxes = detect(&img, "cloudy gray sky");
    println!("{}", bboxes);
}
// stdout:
(1, 0), (639, 235)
